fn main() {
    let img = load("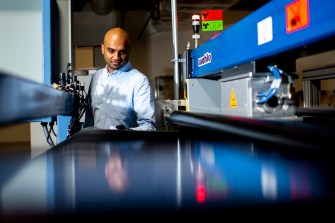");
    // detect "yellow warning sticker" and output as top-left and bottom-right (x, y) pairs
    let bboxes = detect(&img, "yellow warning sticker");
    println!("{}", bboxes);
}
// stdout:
(229, 88), (238, 108)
